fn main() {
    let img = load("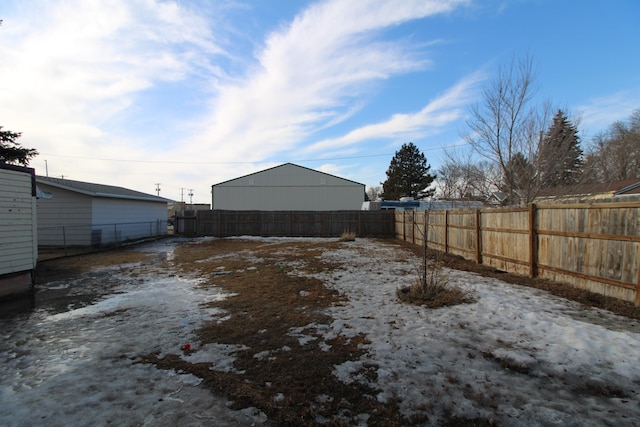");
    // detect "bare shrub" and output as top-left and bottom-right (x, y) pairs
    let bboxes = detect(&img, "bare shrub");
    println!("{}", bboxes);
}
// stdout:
(397, 256), (475, 308)
(397, 210), (475, 308)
